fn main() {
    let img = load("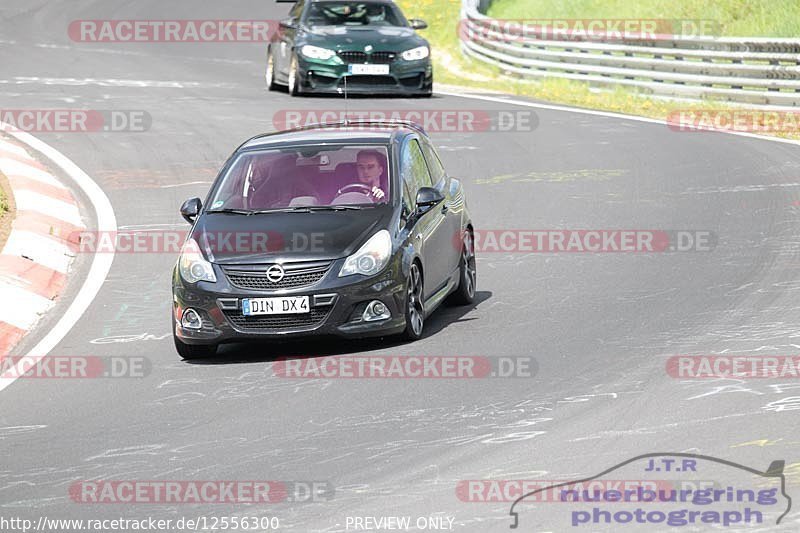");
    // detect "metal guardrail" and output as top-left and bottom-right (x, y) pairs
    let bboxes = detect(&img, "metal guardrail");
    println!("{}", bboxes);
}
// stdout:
(459, 0), (800, 107)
